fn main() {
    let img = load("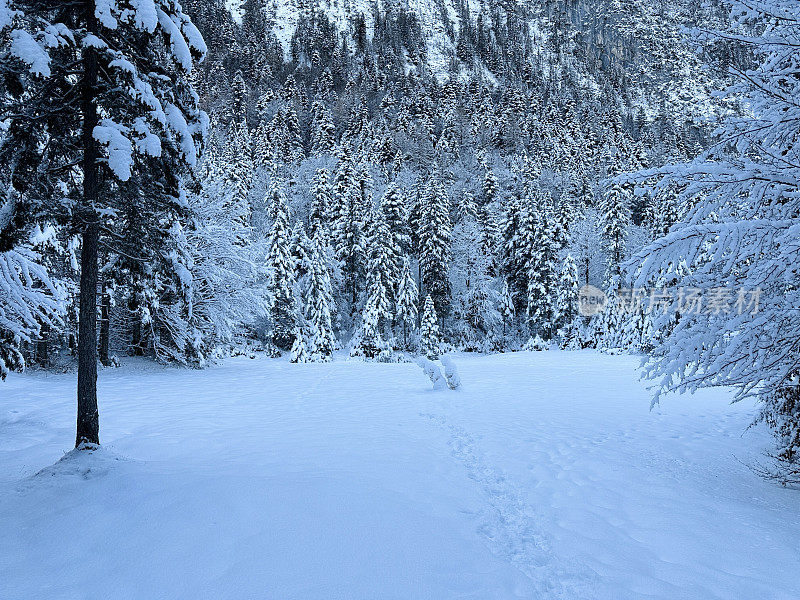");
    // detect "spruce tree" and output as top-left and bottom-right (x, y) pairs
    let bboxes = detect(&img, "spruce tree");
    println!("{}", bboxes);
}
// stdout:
(224, 72), (253, 233)
(500, 279), (515, 338)
(418, 181), (452, 317)
(396, 257), (419, 350)
(311, 100), (335, 154)
(0, 0), (206, 447)
(309, 168), (333, 237)
(360, 209), (394, 357)
(303, 233), (337, 361)
(555, 252), (580, 336)
(378, 182), (409, 296)
(265, 180), (297, 350)
(600, 182), (630, 282)
(333, 157), (368, 313)
(420, 295), (440, 359)
(526, 201), (559, 340)
(290, 327), (309, 363)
